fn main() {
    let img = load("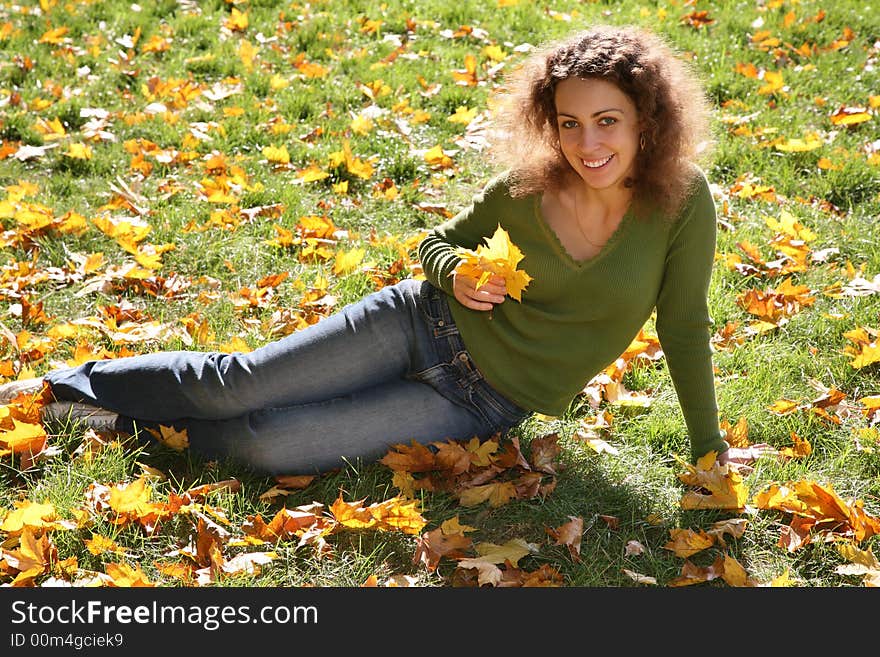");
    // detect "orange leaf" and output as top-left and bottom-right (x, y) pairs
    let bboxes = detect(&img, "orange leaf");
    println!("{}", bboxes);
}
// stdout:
(145, 424), (189, 451)
(379, 440), (436, 472)
(663, 528), (715, 558)
(413, 525), (473, 571)
(546, 516), (583, 561)
(720, 417), (750, 448)
(457, 481), (517, 507)
(455, 224), (533, 301)
(676, 452), (749, 510)
(0, 417), (47, 456)
(830, 106), (872, 127)
(721, 553), (757, 587)
(104, 561), (154, 587)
